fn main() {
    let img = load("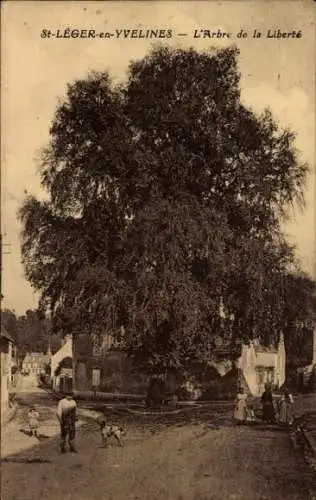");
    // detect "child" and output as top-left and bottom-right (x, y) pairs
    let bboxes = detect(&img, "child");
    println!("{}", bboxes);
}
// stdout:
(278, 388), (294, 427)
(234, 387), (248, 425)
(27, 407), (40, 437)
(245, 404), (256, 424)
